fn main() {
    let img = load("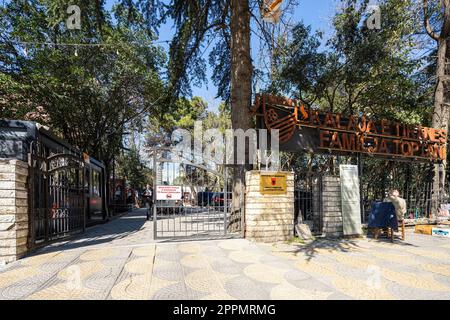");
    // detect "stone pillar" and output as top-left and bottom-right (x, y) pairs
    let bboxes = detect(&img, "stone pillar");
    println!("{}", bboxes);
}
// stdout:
(0, 159), (29, 265)
(312, 176), (322, 233)
(312, 176), (343, 238)
(245, 171), (294, 242)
